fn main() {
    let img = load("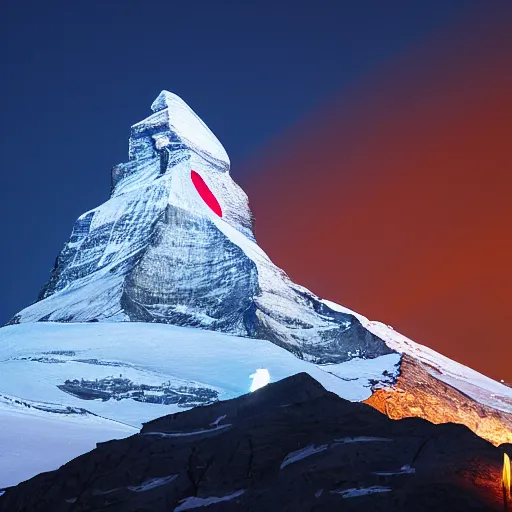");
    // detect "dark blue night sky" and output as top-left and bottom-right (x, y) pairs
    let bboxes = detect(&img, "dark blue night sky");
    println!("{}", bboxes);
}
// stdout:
(1, 1), (477, 324)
